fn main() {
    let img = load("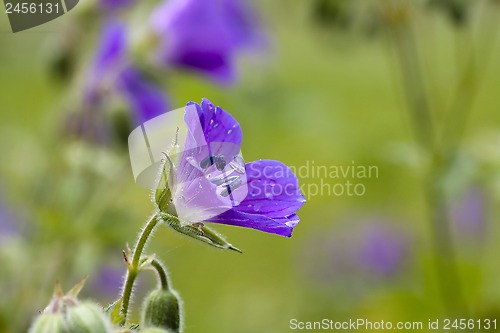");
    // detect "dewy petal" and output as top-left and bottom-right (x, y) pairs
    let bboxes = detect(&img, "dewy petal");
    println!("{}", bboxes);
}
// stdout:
(170, 101), (244, 223)
(179, 99), (242, 177)
(116, 67), (168, 126)
(206, 160), (306, 237)
(233, 160), (305, 217)
(188, 98), (242, 158)
(208, 210), (299, 237)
